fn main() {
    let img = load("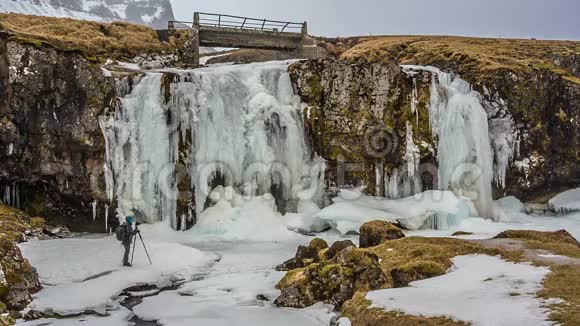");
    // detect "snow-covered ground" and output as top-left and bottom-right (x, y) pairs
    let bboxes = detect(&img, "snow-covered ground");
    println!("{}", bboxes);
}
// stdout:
(17, 229), (347, 326)
(15, 189), (580, 326)
(18, 238), (218, 316)
(367, 255), (556, 326)
(130, 241), (336, 326)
